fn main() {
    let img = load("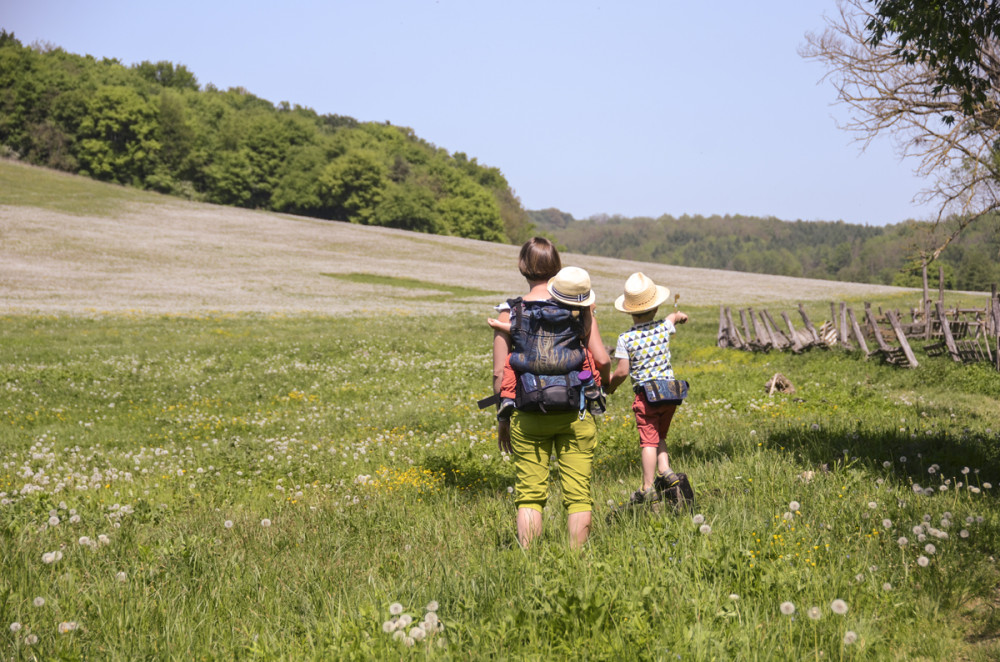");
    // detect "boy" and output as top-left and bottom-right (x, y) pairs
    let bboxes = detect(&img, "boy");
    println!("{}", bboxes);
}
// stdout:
(605, 272), (693, 506)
